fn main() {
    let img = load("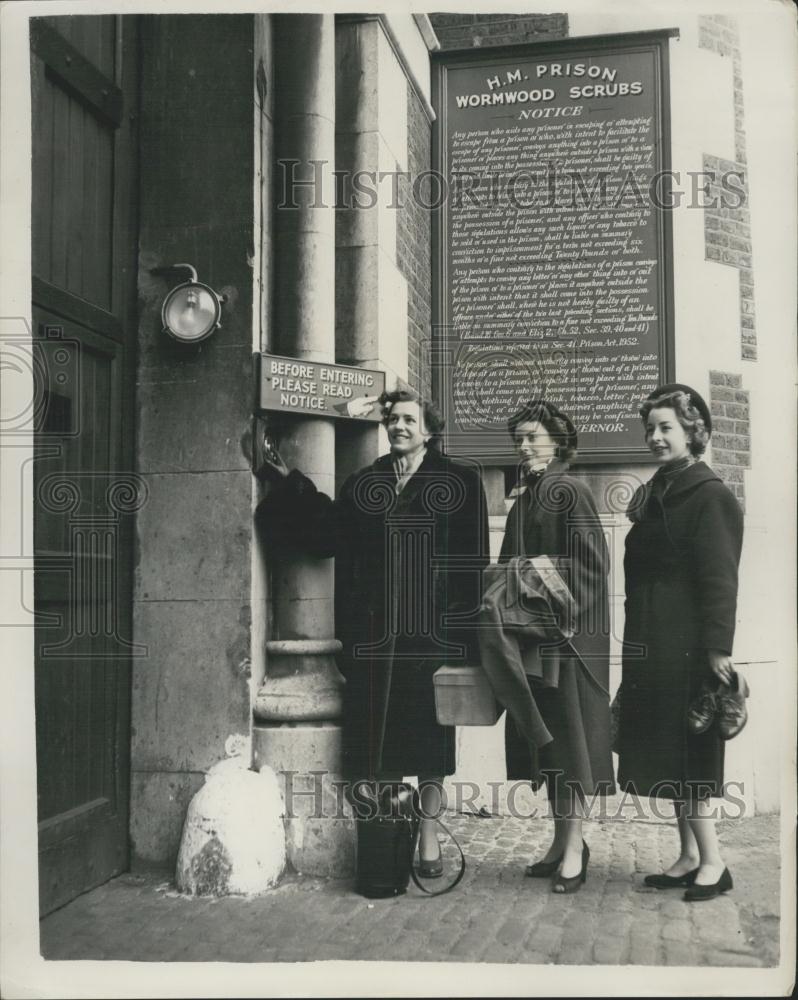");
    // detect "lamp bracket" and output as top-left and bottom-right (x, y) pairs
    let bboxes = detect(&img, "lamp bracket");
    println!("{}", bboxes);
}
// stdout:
(149, 262), (199, 283)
